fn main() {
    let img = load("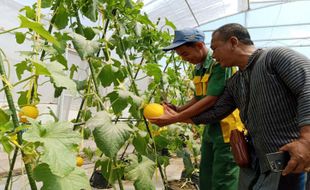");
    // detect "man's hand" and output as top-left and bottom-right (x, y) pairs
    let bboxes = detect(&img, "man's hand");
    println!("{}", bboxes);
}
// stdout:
(148, 105), (179, 127)
(163, 101), (178, 112)
(279, 127), (310, 175)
